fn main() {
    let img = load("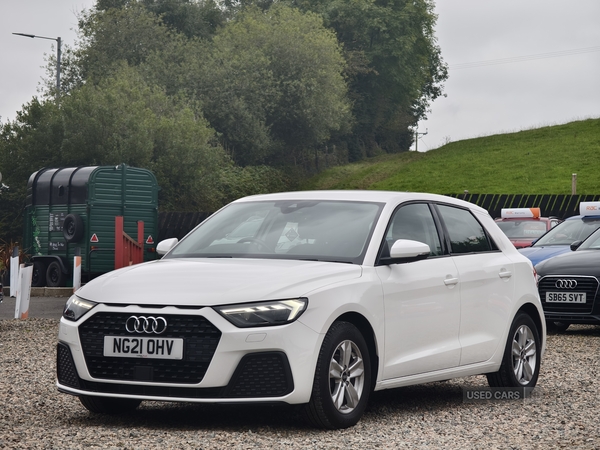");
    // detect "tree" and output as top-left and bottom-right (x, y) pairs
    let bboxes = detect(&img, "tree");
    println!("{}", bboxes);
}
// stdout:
(71, 3), (177, 86)
(139, 0), (225, 40)
(59, 64), (230, 211)
(287, 0), (448, 157)
(186, 5), (352, 166)
(66, 3), (352, 168)
(0, 99), (64, 241)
